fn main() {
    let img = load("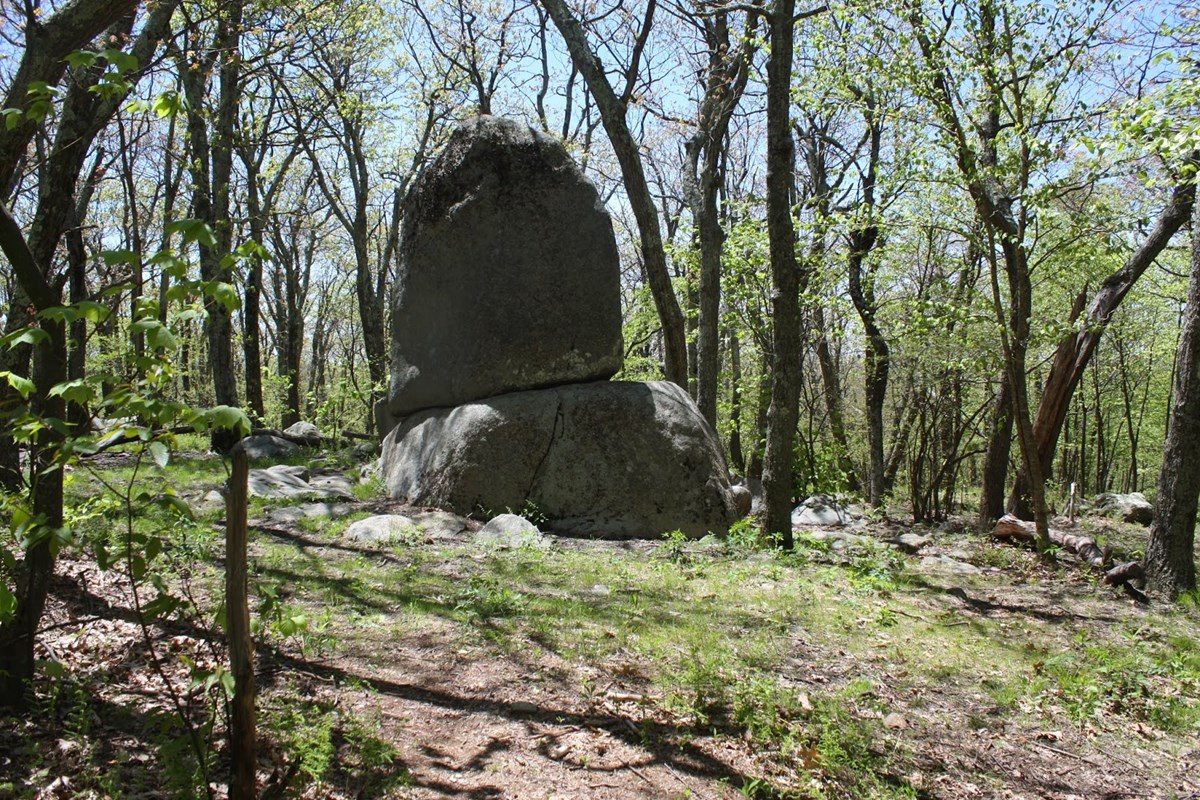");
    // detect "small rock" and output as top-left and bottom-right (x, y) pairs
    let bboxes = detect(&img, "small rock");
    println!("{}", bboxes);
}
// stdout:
(510, 701), (539, 714)
(248, 465), (351, 501)
(1092, 492), (1153, 525)
(883, 712), (908, 730)
(344, 515), (420, 546)
(412, 510), (470, 540)
(894, 533), (931, 554)
(475, 513), (549, 549)
(918, 555), (982, 575)
(241, 434), (300, 460)
(730, 485), (753, 518)
(791, 494), (850, 528)
(283, 421), (322, 446)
